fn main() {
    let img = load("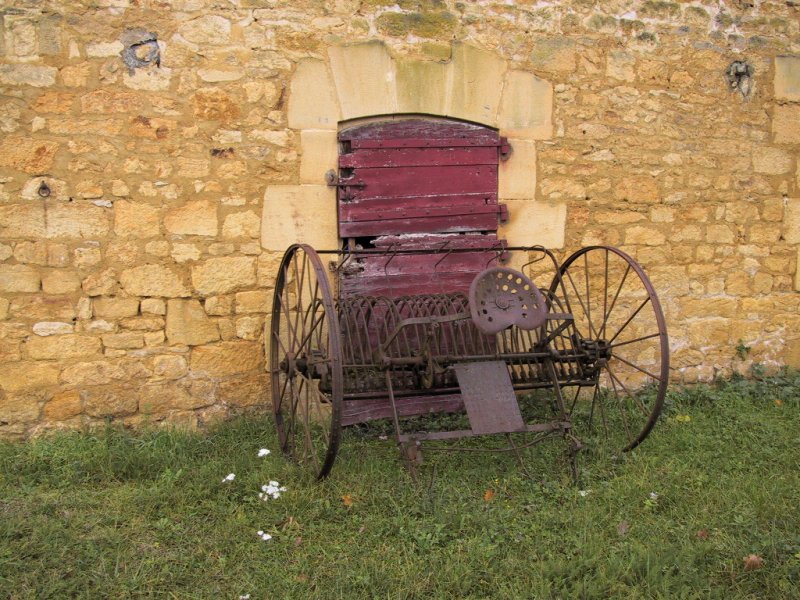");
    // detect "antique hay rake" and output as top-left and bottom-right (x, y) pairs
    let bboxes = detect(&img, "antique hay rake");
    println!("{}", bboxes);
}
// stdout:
(269, 242), (669, 480)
